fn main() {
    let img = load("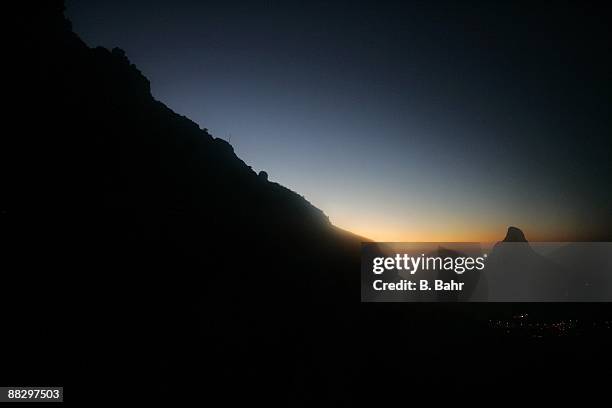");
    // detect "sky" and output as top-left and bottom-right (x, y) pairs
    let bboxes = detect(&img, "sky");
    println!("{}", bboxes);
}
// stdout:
(66, 1), (612, 241)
